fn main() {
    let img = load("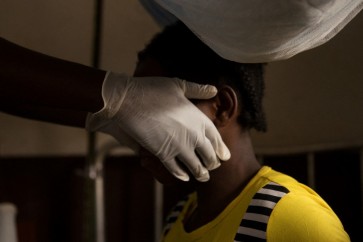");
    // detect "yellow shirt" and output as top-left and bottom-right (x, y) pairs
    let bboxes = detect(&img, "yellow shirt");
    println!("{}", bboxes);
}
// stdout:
(162, 166), (350, 242)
